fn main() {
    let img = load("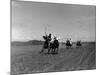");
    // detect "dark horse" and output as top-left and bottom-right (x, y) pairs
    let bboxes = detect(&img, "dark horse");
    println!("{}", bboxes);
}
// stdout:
(76, 40), (82, 47)
(40, 36), (59, 54)
(49, 38), (59, 54)
(66, 39), (72, 48)
(40, 36), (50, 54)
